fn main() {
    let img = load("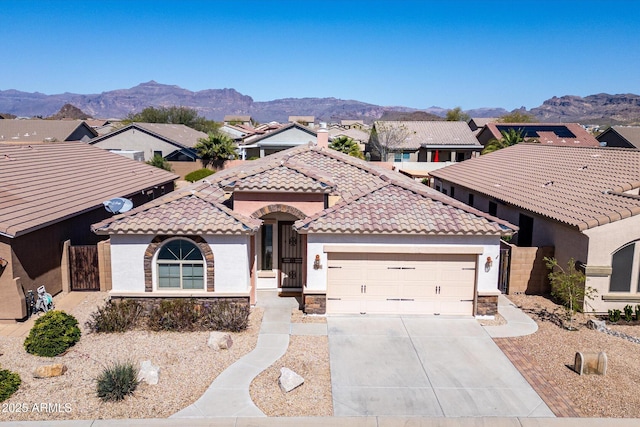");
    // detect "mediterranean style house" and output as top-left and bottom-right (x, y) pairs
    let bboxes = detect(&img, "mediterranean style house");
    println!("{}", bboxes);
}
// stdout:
(92, 131), (515, 317)
(431, 143), (640, 313)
